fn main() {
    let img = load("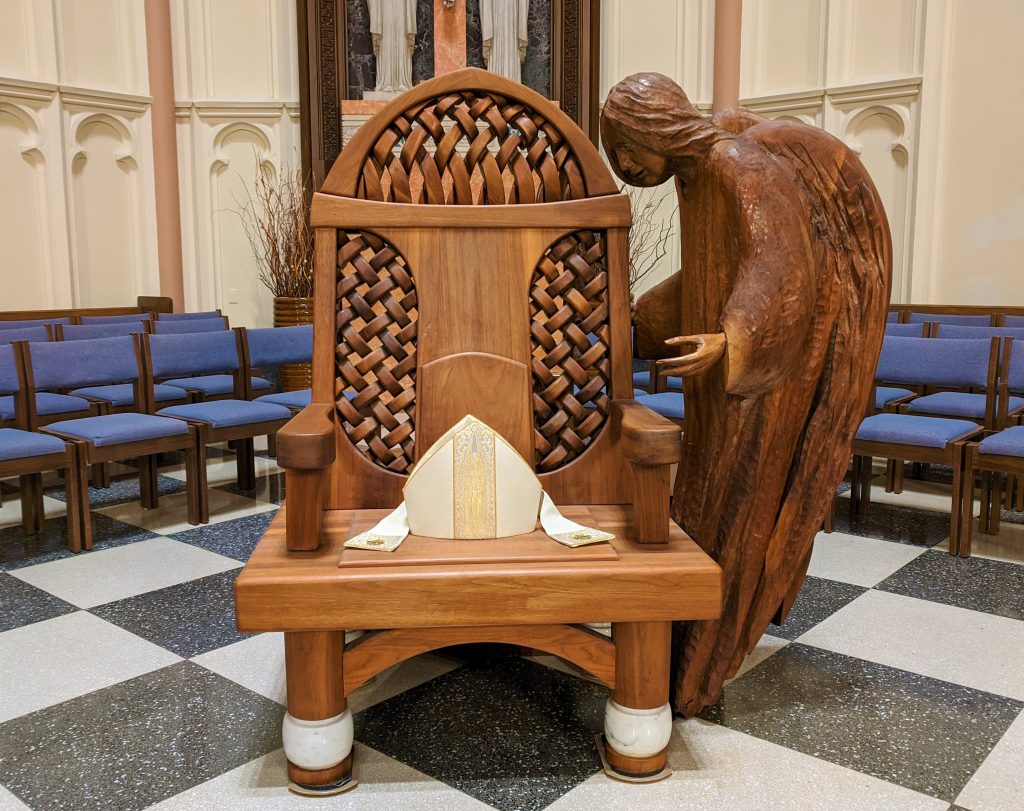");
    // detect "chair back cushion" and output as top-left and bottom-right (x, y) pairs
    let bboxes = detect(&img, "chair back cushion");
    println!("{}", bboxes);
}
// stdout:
(0, 344), (18, 396)
(153, 318), (228, 334)
(936, 324), (1024, 341)
(159, 311), (222, 321)
(0, 326), (49, 344)
(1005, 315), (1024, 328)
(61, 322), (148, 340)
(79, 314), (151, 324)
(908, 312), (992, 326)
(148, 331), (239, 378)
(0, 317), (70, 330)
(245, 325), (313, 367)
(26, 336), (139, 390)
(1007, 340), (1024, 393)
(885, 323), (927, 337)
(876, 336), (992, 388)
